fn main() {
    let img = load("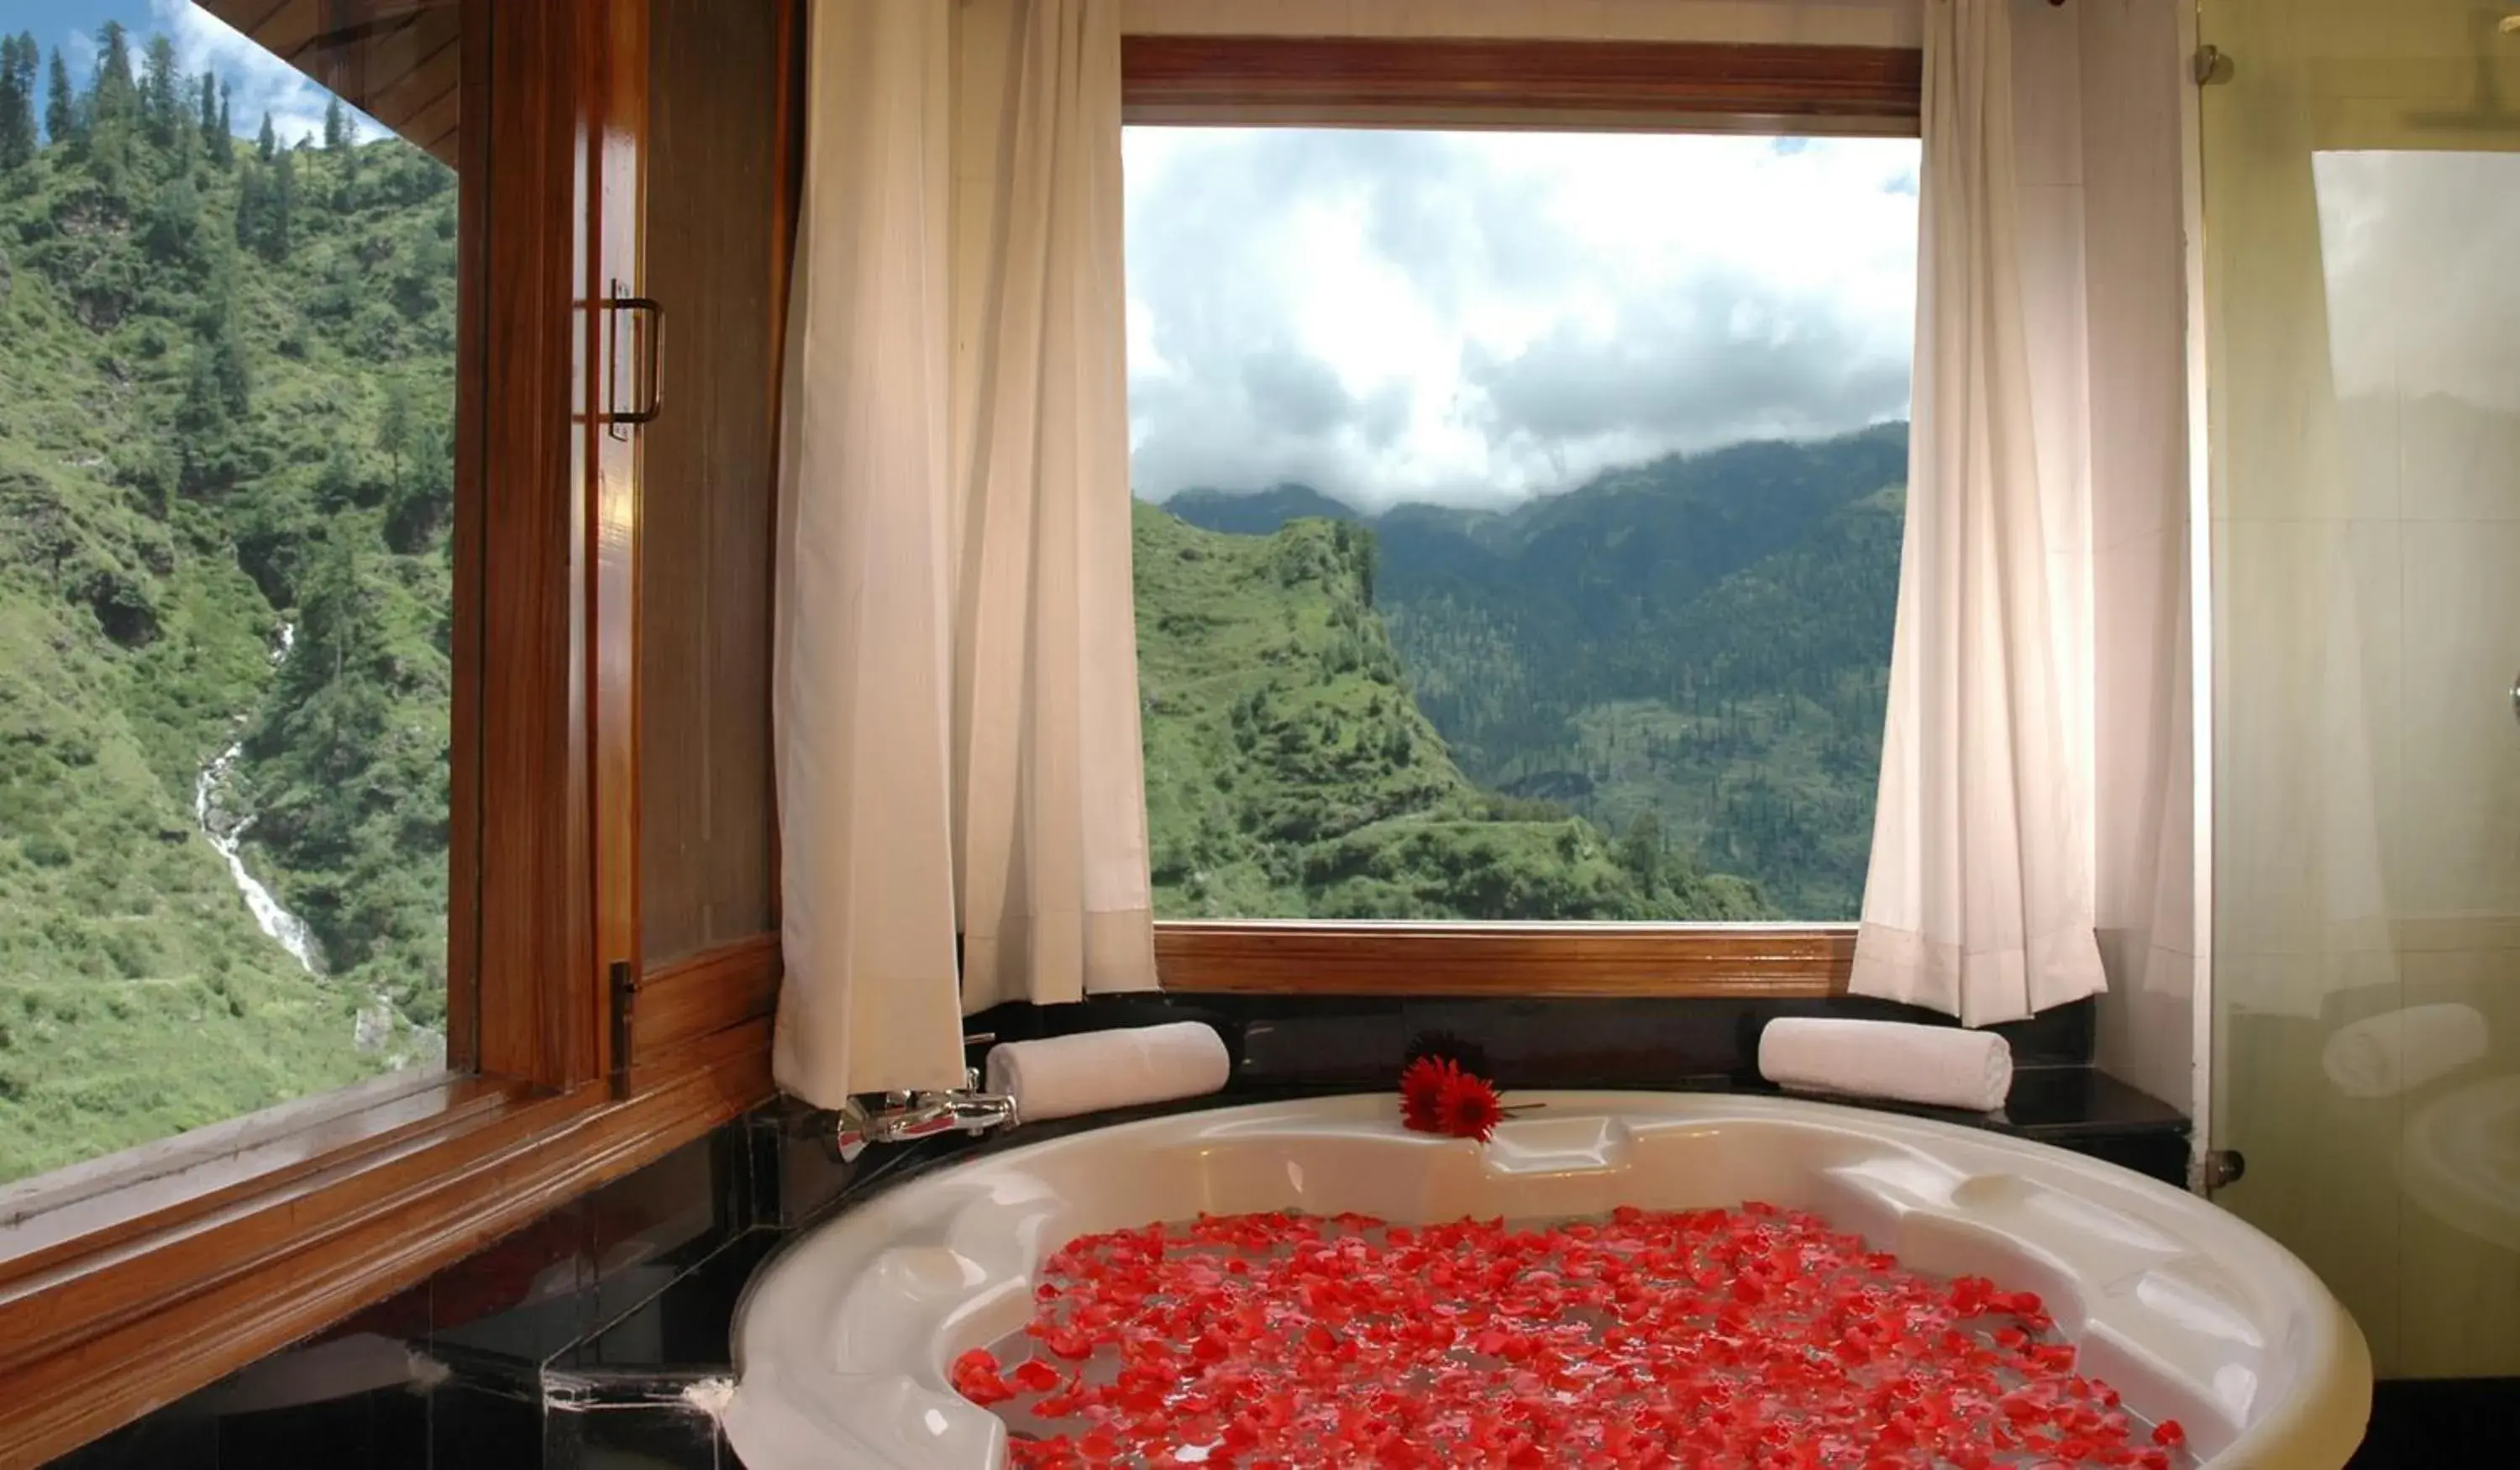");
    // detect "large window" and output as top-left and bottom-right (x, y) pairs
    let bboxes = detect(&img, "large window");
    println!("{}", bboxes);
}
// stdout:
(0, 4), (454, 1182)
(1126, 124), (1919, 926)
